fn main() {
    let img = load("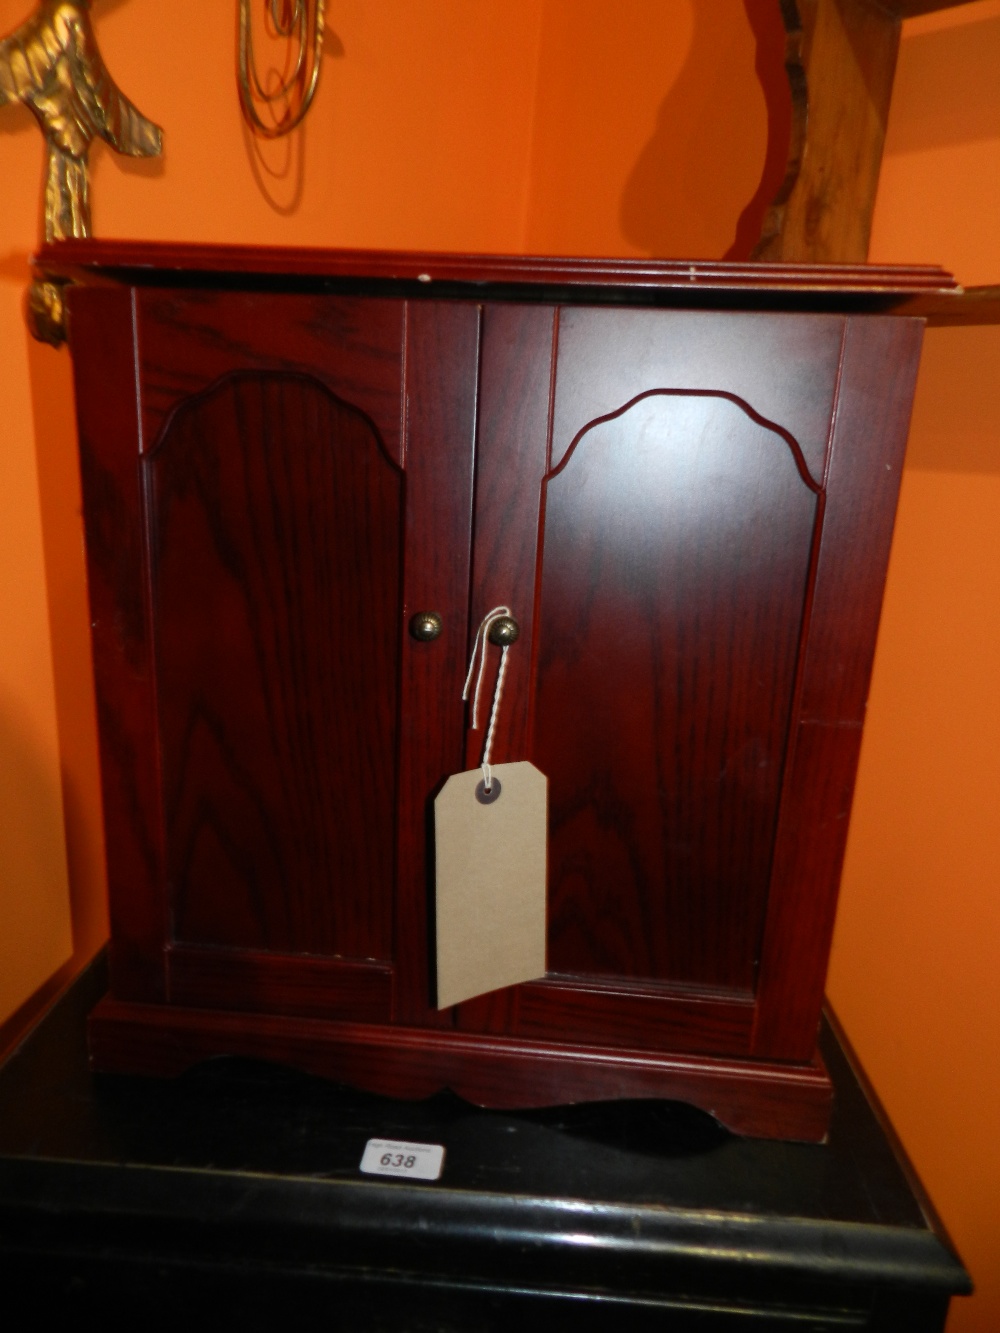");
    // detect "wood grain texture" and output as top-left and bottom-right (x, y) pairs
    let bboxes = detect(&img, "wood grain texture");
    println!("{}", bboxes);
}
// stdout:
(136, 291), (405, 462)
(549, 308), (843, 479)
(65, 251), (930, 1139)
(38, 238), (959, 301)
(67, 285), (167, 1004)
(394, 301), (480, 1025)
(513, 978), (755, 1056)
(168, 946), (392, 1023)
(755, 0), (901, 263)
(797, 318), (925, 725)
(455, 304), (555, 1037)
(924, 284), (1000, 326)
(753, 317), (923, 1059)
(463, 304), (555, 772)
(534, 389), (820, 990)
(148, 372), (402, 959)
(87, 997), (833, 1141)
